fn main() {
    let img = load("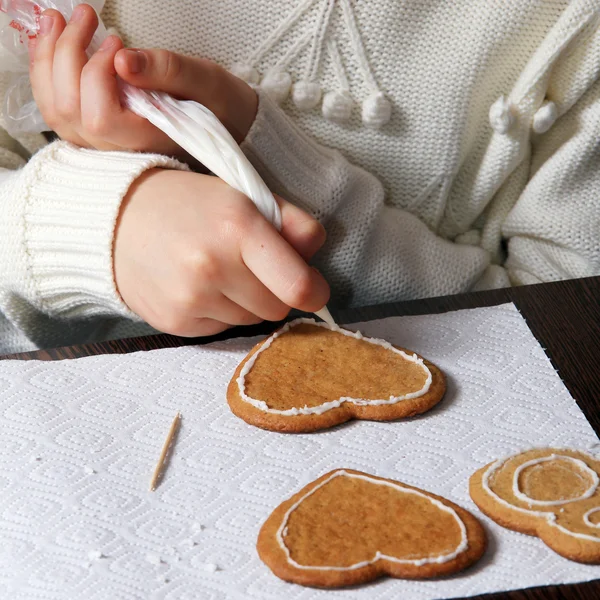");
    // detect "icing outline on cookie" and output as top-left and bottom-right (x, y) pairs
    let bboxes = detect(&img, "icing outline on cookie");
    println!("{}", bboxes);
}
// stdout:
(512, 455), (599, 506)
(482, 450), (600, 543)
(237, 319), (433, 416)
(276, 470), (468, 570)
(583, 508), (600, 528)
